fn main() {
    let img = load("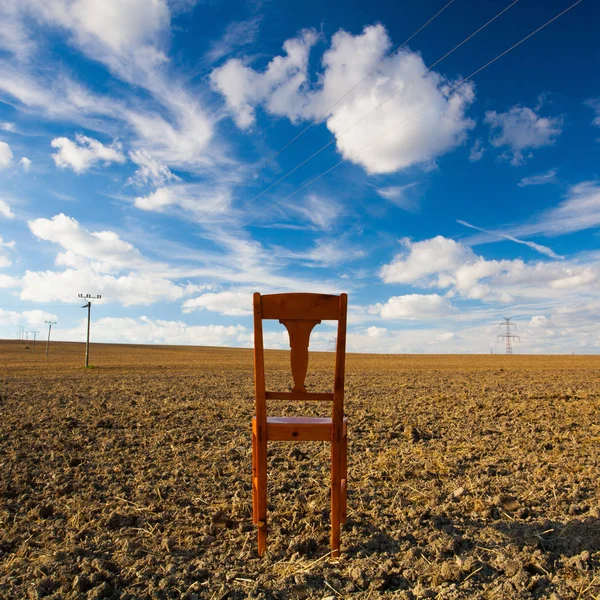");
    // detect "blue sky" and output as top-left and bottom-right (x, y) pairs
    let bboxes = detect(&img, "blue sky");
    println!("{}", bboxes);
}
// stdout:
(1, 0), (599, 353)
